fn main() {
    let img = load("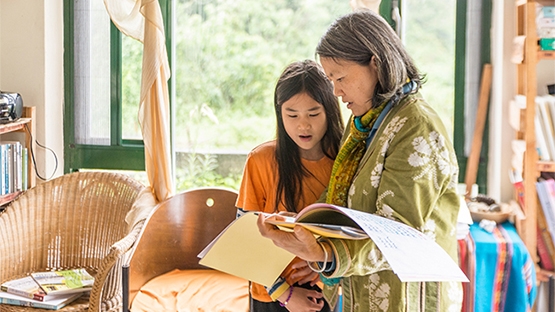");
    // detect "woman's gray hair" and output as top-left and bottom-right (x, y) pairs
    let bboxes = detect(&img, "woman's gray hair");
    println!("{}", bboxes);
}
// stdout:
(316, 9), (424, 108)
